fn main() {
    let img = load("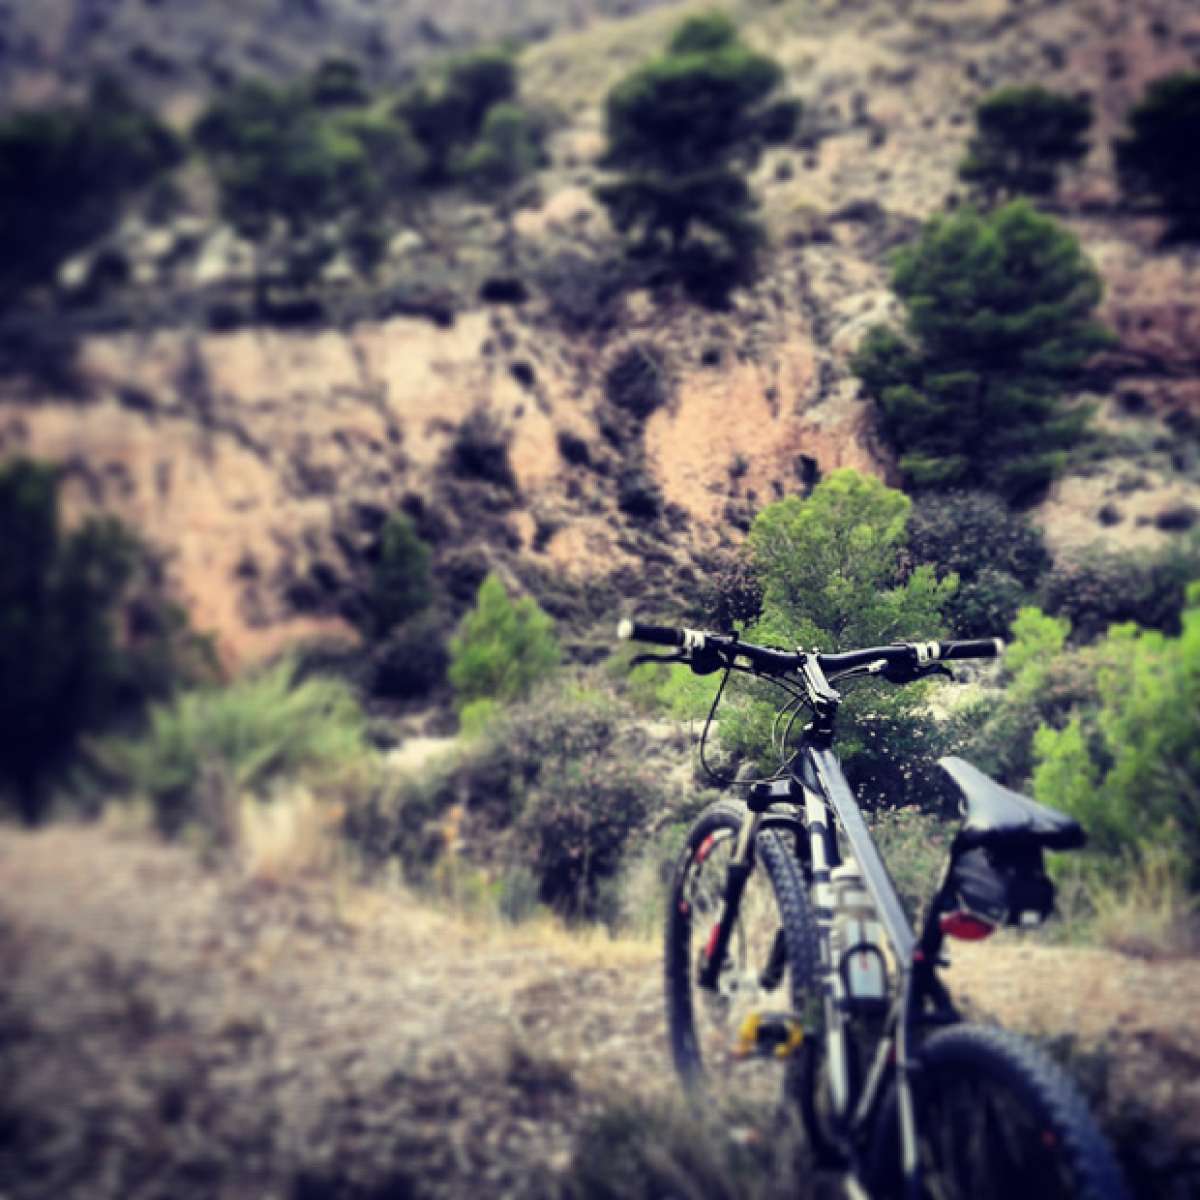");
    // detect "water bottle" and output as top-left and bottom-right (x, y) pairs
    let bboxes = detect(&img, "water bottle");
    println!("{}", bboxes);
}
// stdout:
(829, 858), (888, 1011)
